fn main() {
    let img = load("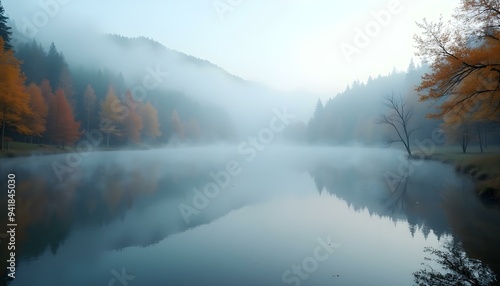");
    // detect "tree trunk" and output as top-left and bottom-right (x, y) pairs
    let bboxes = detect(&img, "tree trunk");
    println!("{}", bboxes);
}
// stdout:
(405, 144), (412, 157)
